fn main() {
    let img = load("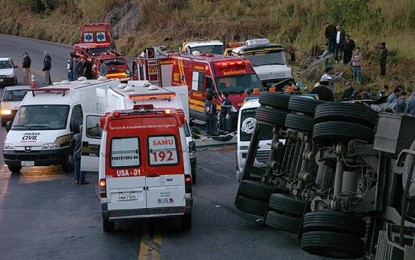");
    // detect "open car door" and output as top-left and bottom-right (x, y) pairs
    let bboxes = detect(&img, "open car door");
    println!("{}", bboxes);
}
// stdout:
(81, 113), (102, 172)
